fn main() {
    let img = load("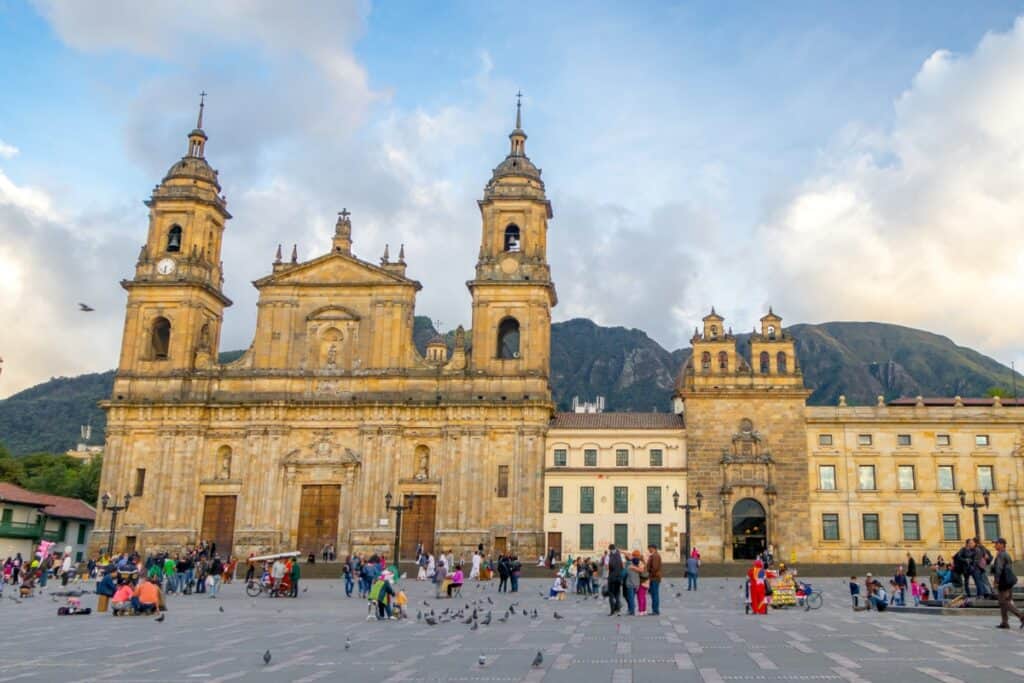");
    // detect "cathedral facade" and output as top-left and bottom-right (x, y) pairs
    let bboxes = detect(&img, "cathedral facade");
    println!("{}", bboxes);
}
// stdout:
(95, 101), (1024, 565)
